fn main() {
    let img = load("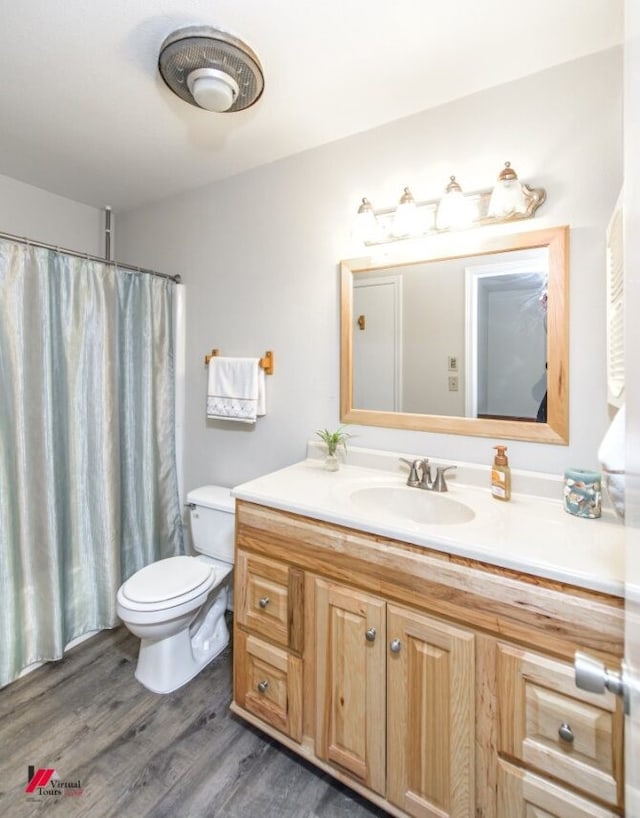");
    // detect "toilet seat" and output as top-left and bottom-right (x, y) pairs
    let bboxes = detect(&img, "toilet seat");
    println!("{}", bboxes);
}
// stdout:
(119, 556), (216, 612)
